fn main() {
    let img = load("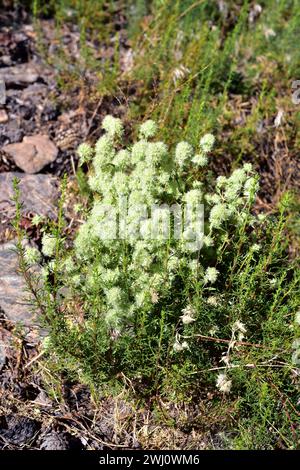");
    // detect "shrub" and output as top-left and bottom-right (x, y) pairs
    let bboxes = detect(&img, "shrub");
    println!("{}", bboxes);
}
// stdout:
(15, 116), (299, 447)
